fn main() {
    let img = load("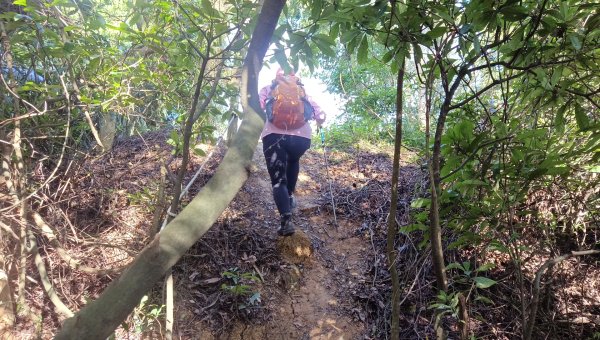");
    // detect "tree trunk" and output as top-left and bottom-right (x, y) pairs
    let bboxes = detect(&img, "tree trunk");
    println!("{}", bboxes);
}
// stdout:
(54, 1), (285, 338)
(169, 58), (209, 214)
(0, 21), (30, 317)
(98, 111), (116, 151)
(386, 59), (405, 340)
(429, 99), (450, 292)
